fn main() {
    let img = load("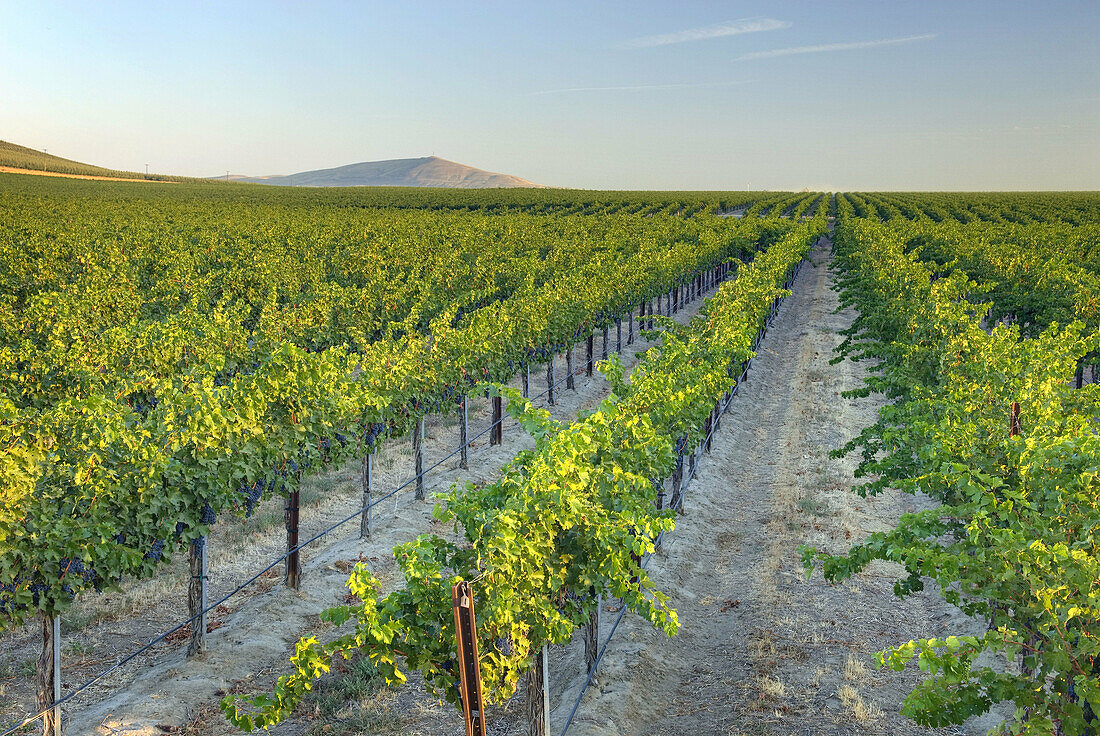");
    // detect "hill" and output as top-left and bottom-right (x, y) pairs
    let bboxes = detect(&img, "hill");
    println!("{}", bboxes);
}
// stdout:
(234, 156), (543, 188)
(0, 140), (189, 182)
